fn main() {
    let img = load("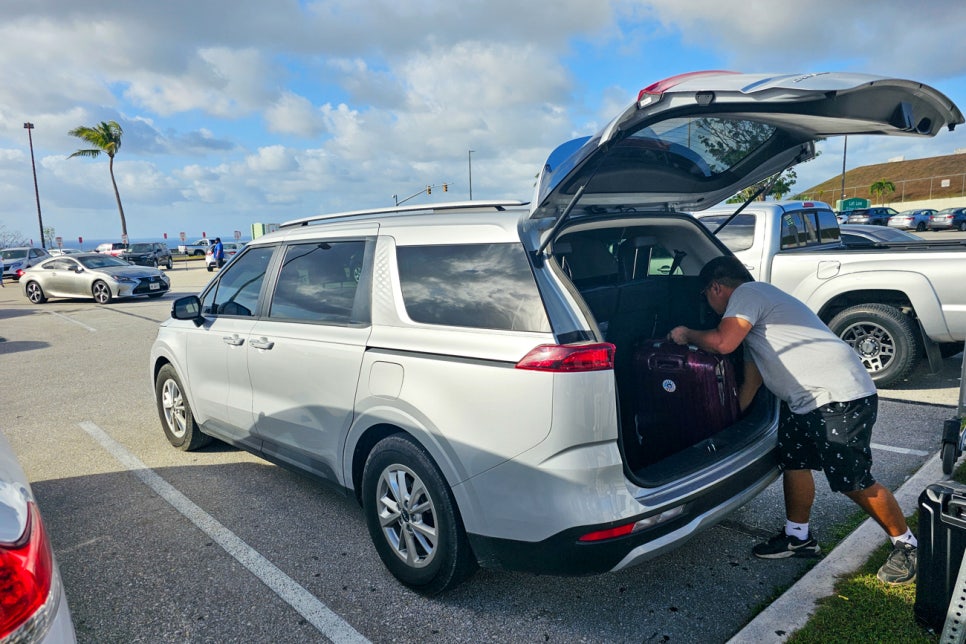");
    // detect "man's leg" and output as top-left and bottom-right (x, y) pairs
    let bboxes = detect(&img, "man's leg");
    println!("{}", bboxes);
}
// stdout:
(784, 469), (815, 524)
(843, 482), (907, 537)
